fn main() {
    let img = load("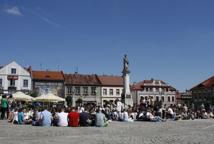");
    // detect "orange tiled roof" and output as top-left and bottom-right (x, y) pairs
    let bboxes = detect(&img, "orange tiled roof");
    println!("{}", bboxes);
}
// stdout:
(32, 70), (64, 81)
(98, 75), (123, 86)
(65, 74), (101, 85)
(191, 76), (214, 90)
